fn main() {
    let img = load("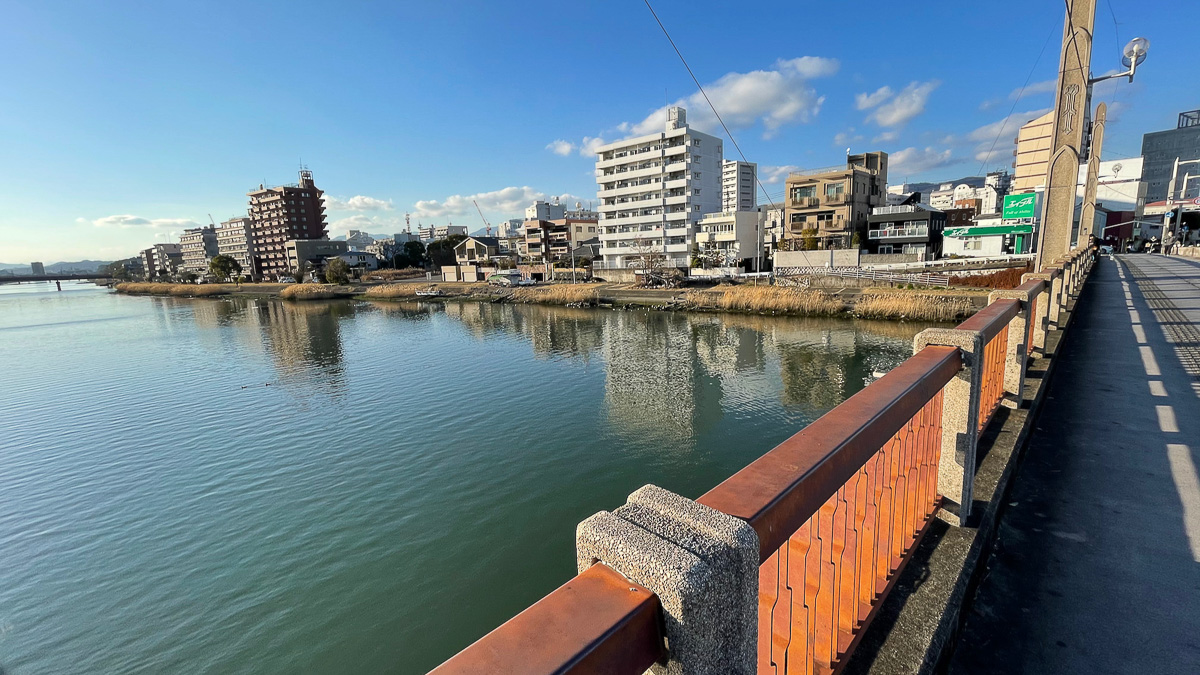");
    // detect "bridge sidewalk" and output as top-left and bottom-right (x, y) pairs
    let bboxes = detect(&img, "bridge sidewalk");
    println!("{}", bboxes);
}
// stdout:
(949, 254), (1200, 674)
